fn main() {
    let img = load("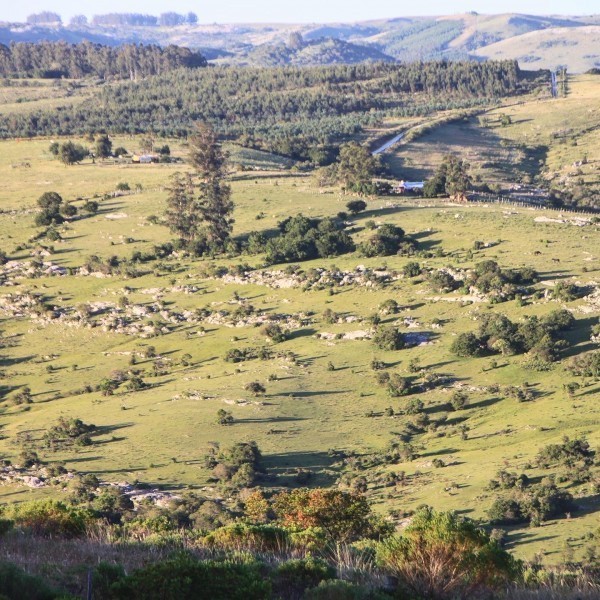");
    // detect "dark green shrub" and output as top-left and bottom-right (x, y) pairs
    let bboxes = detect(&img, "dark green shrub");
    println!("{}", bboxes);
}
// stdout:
(450, 332), (485, 357)
(0, 562), (61, 600)
(109, 553), (271, 600)
(388, 374), (411, 397)
(205, 523), (289, 553)
(274, 557), (335, 600)
(304, 580), (388, 599)
(0, 519), (13, 537)
(346, 200), (367, 214)
(487, 497), (525, 525)
(403, 261), (421, 277)
(264, 215), (354, 265)
(378, 299), (399, 315)
(261, 323), (287, 343)
(450, 390), (468, 410)
(92, 562), (126, 600)
(358, 224), (415, 257)
(373, 326), (405, 351)
(1, 500), (91, 538)
(427, 270), (458, 292)
(377, 507), (519, 599)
